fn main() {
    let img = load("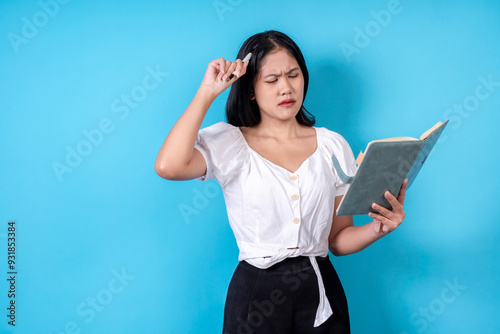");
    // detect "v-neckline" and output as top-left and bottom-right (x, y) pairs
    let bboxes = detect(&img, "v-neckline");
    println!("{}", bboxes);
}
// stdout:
(237, 126), (320, 174)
